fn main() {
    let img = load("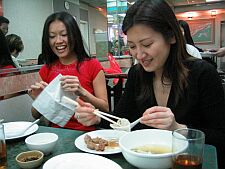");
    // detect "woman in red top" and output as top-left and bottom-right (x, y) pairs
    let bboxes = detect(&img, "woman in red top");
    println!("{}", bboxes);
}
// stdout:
(29, 12), (109, 131)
